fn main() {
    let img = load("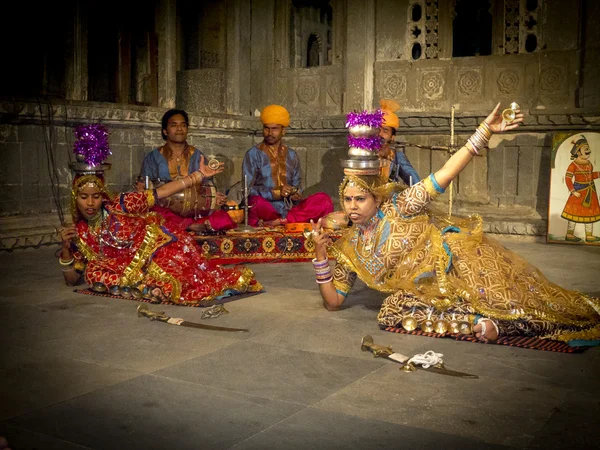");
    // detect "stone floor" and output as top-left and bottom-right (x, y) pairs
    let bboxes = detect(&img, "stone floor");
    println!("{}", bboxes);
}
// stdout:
(1, 237), (599, 450)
